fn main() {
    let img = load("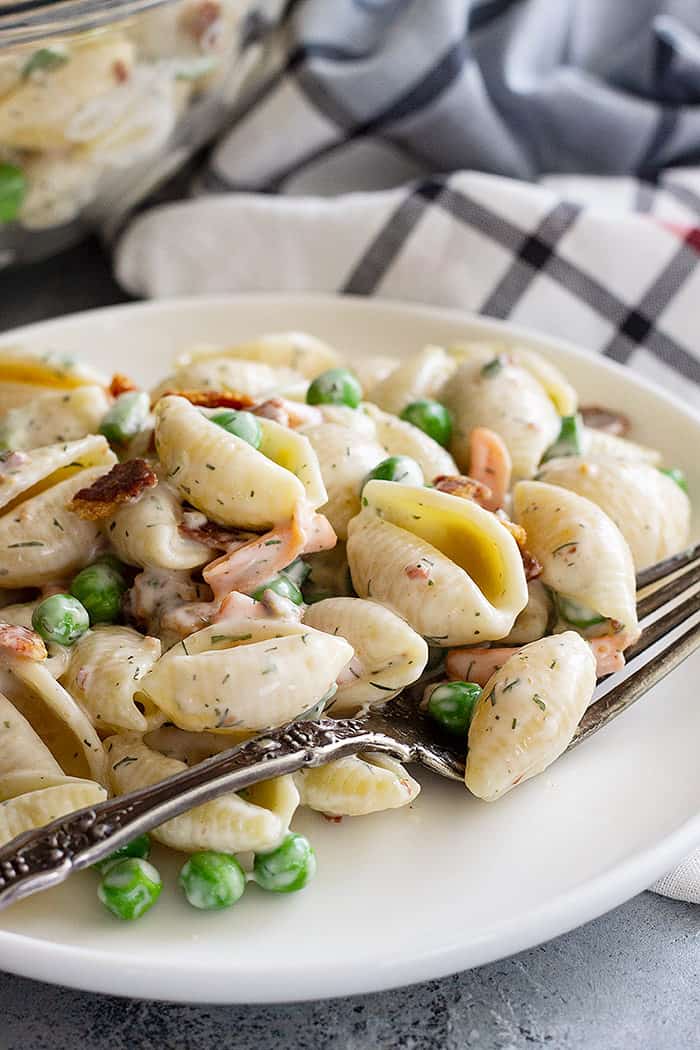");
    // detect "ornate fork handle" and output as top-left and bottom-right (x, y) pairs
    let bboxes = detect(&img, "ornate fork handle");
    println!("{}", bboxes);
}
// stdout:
(0, 718), (410, 912)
